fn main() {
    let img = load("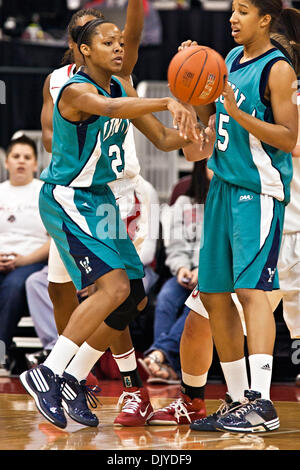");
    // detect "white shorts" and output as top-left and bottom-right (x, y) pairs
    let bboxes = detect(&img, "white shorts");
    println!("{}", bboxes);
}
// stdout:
(277, 232), (300, 338)
(110, 174), (149, 254)
(48, 238), (72, 283)
(47, 175), (149, 283)
(185, 288), (247, 335)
